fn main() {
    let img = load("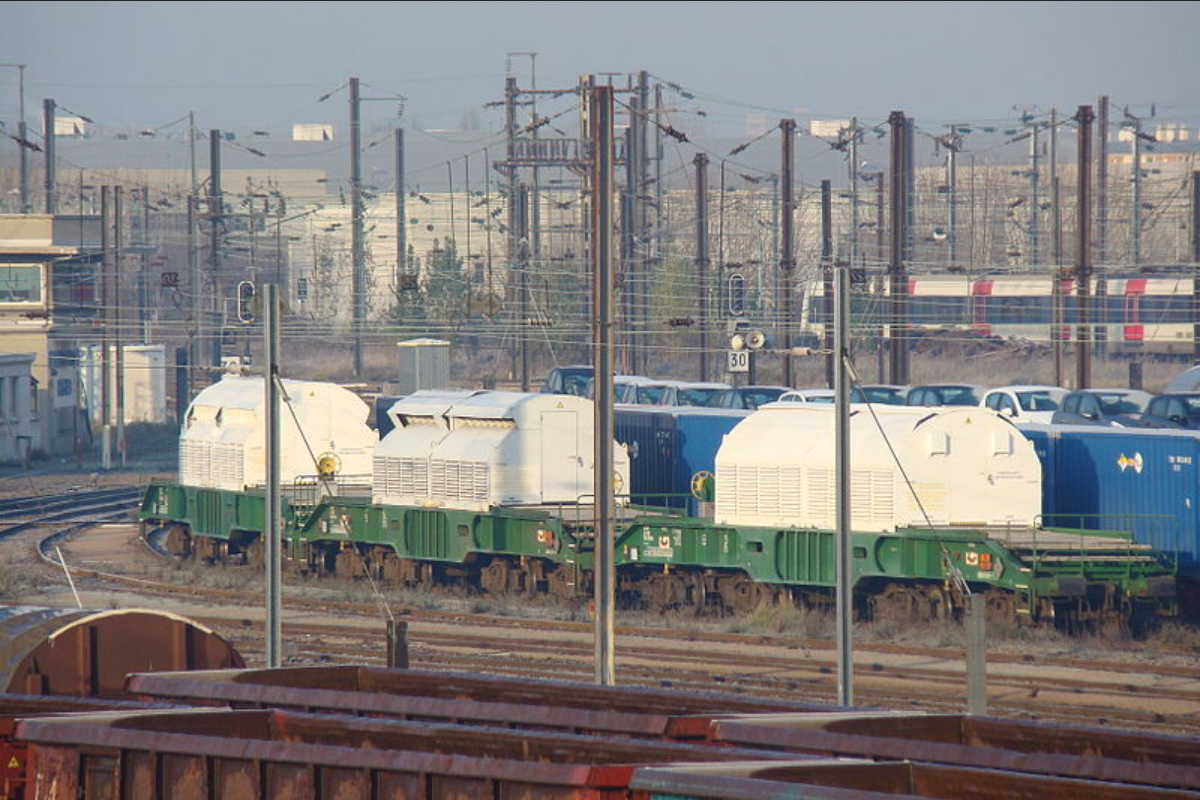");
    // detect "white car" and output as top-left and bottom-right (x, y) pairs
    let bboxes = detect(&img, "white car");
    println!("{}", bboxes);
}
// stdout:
(776, 389), (835, 404)
(670, 381), (733, 407)
(981, 385), (1067, 424)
